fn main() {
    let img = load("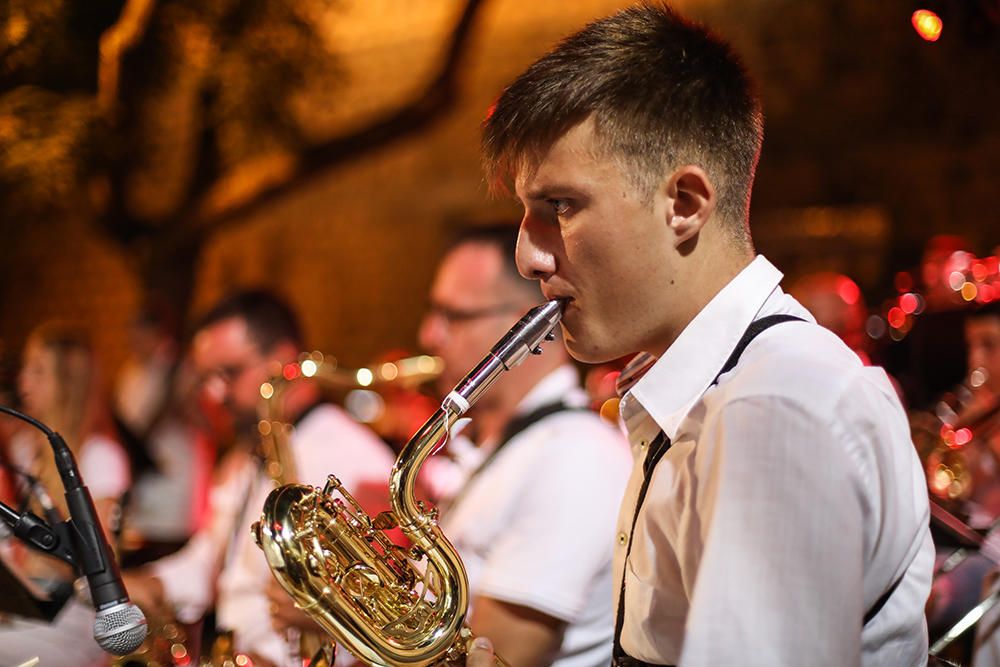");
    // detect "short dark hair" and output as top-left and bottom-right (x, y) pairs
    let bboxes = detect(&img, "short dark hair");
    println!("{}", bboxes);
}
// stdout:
(448, 224), (543, 300)
(195, 289), (303, 351)
(483, 3), (763, 242)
